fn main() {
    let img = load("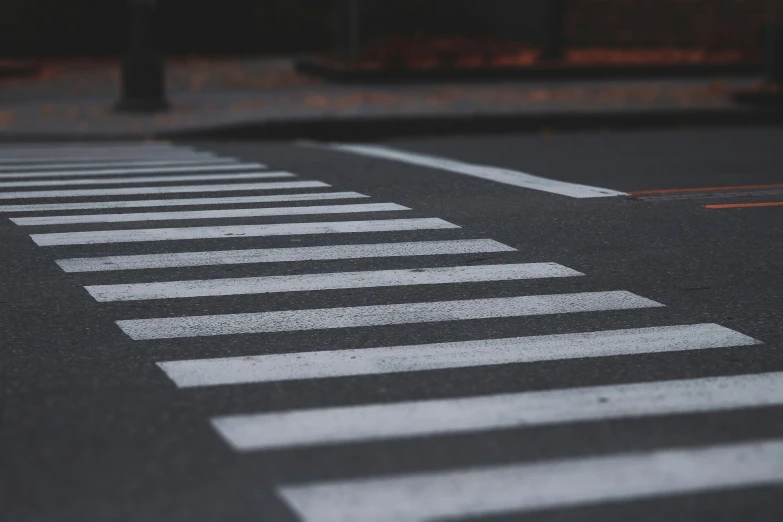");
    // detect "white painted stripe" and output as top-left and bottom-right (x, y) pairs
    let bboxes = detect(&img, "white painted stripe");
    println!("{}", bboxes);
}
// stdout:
(13, 202), (408, 226)
(58, 239), (513, 272)
(158, 324), (753, 387)
(0, 141), (173, 149)
(0, 163), (266, 179)
(0, 144), (181, 154)
(213, 371), (773, 451)
(0, 171), (289, 188)
(0, 192), (367, 213)
(326, 144), (626, 198)
(0, 157), (233, 172)
(0, 181), (329, 200)
(119, 291), (661, 340)
(277, 439), (783, 522)
(0, 143), (183, 153)
(87, 263), (581, 302)
(32, 218), (458, 246)
(0, 152), (215, 164)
